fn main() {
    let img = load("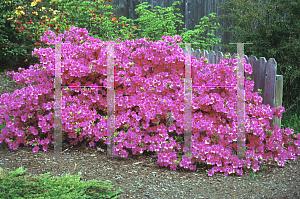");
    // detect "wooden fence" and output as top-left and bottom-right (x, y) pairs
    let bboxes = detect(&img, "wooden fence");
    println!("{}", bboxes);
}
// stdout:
(181, 47), (283, 130)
